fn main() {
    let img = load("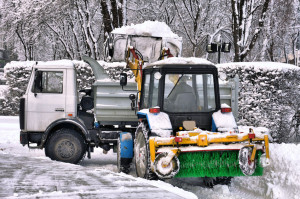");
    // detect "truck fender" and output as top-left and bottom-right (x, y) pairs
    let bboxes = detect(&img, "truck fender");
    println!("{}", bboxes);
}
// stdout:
(212, 108), (238, 132)
(40, 118), (90, 148)
(119, 132), (133, 159)
(137, 109), (172, 137)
